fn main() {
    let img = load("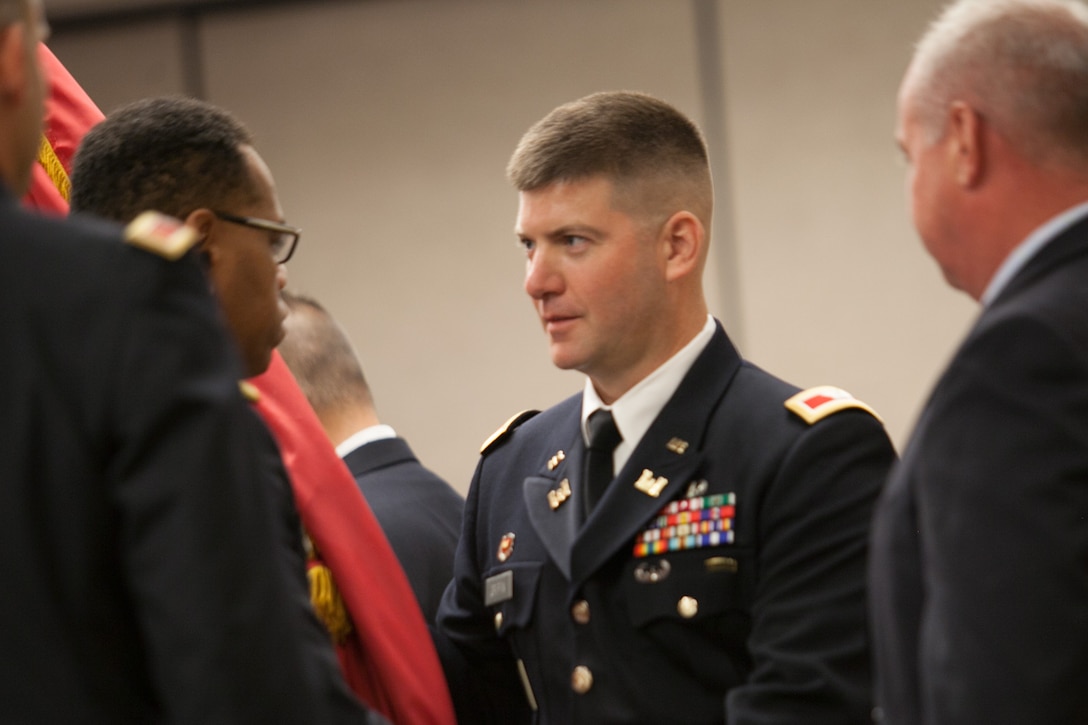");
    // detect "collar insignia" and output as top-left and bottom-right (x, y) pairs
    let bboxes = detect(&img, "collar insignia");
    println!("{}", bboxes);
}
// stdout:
(547, 478), (572, 511)
(633, 469), (669, 498)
